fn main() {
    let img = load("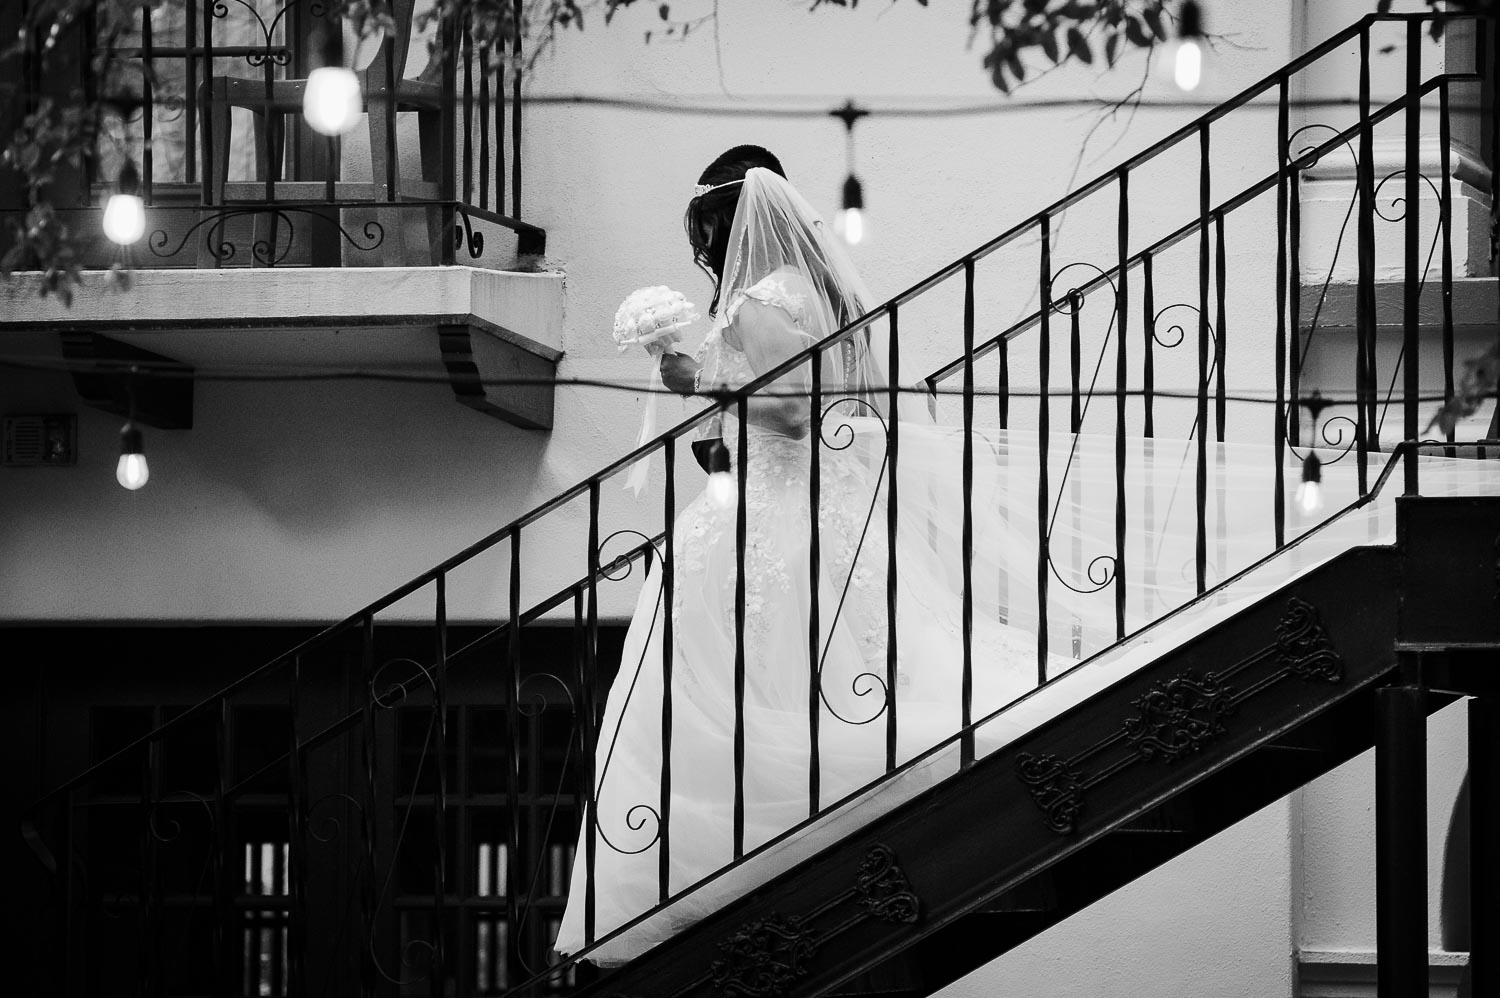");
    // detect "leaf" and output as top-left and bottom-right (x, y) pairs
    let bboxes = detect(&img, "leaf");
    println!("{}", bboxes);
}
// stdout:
(1379, 43), (1396, 54)
(1124, 16), (1149, 48)
(659, 3), (669, 19)
(1067, 27), (1092, 64)
(1006, 47), (1026, 81)
(1143, 6), (1165, 40)
(1041, 30), (1059, 63)
(1105, 32), (1120, 67)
